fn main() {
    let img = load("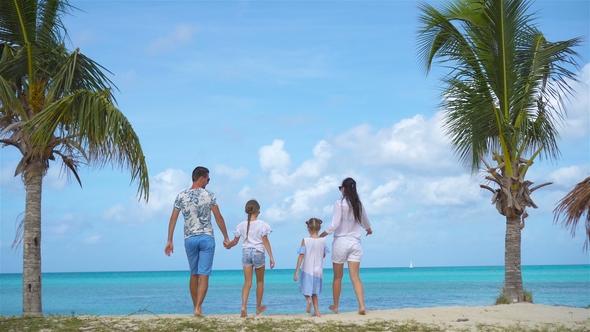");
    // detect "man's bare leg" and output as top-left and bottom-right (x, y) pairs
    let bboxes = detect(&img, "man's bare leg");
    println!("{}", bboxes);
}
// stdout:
(195, 274), (209, 316)
(189, 275), (203, 316)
